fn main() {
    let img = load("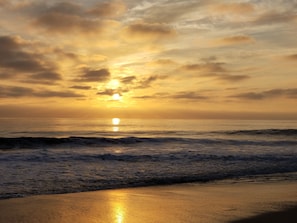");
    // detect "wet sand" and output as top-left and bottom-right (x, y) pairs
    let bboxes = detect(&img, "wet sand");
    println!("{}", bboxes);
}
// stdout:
(0, 181), (296, 223)
(230, 205), (297, 223)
